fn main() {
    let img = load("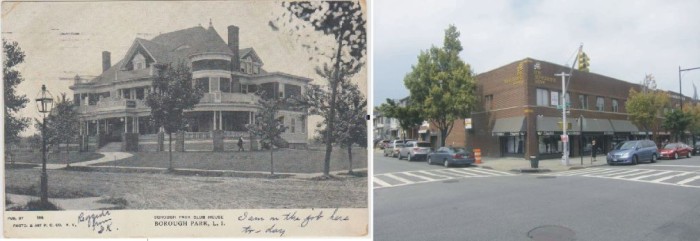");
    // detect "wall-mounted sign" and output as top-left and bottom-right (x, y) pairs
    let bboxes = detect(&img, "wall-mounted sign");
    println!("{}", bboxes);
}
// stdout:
(464, 118), (472, 129)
